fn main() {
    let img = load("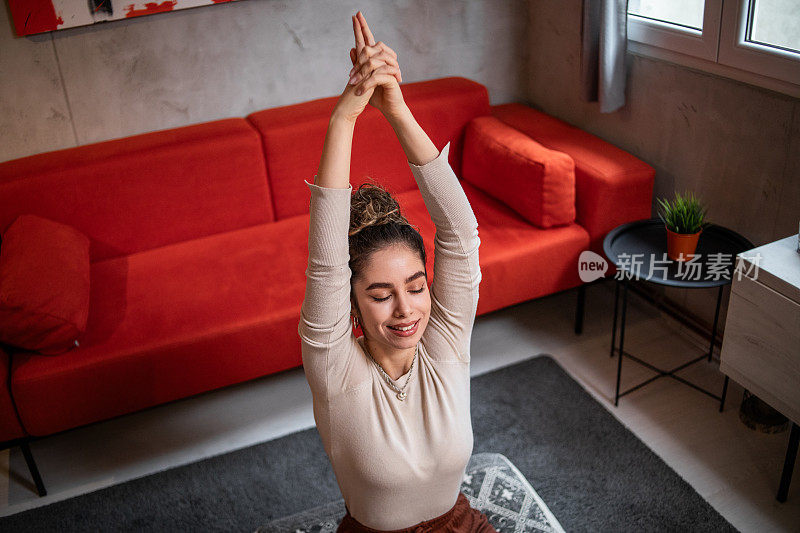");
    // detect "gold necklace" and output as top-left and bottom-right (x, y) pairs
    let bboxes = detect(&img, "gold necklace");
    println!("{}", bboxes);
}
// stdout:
(363, 342), (418, 401)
